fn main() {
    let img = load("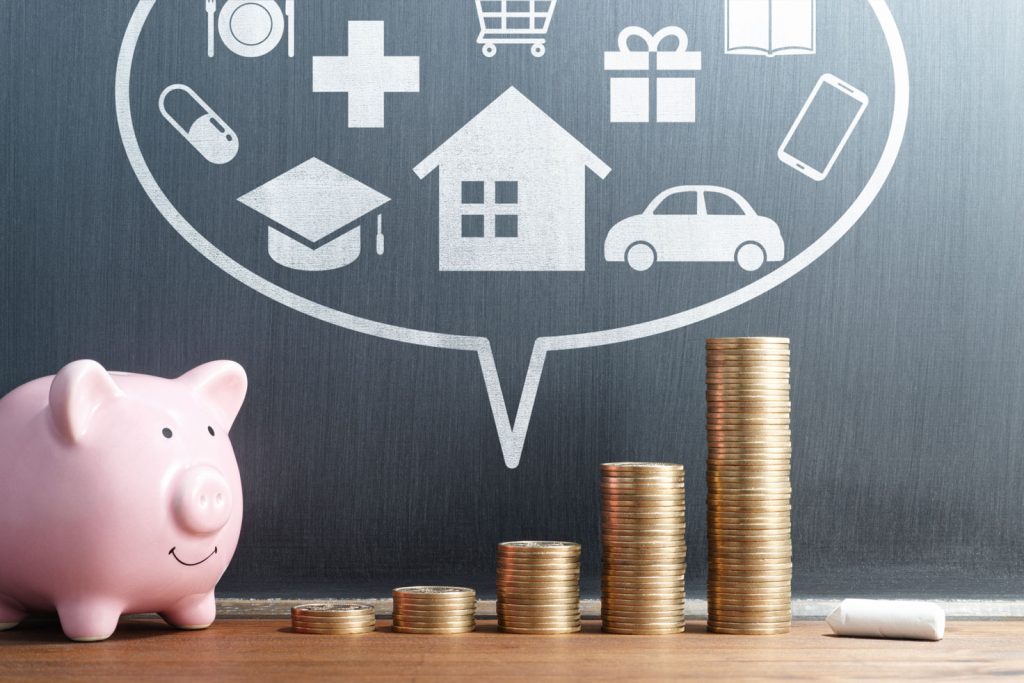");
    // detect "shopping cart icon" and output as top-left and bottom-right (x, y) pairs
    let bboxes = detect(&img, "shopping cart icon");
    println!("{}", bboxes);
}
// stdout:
(475, 0), (558, 58)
